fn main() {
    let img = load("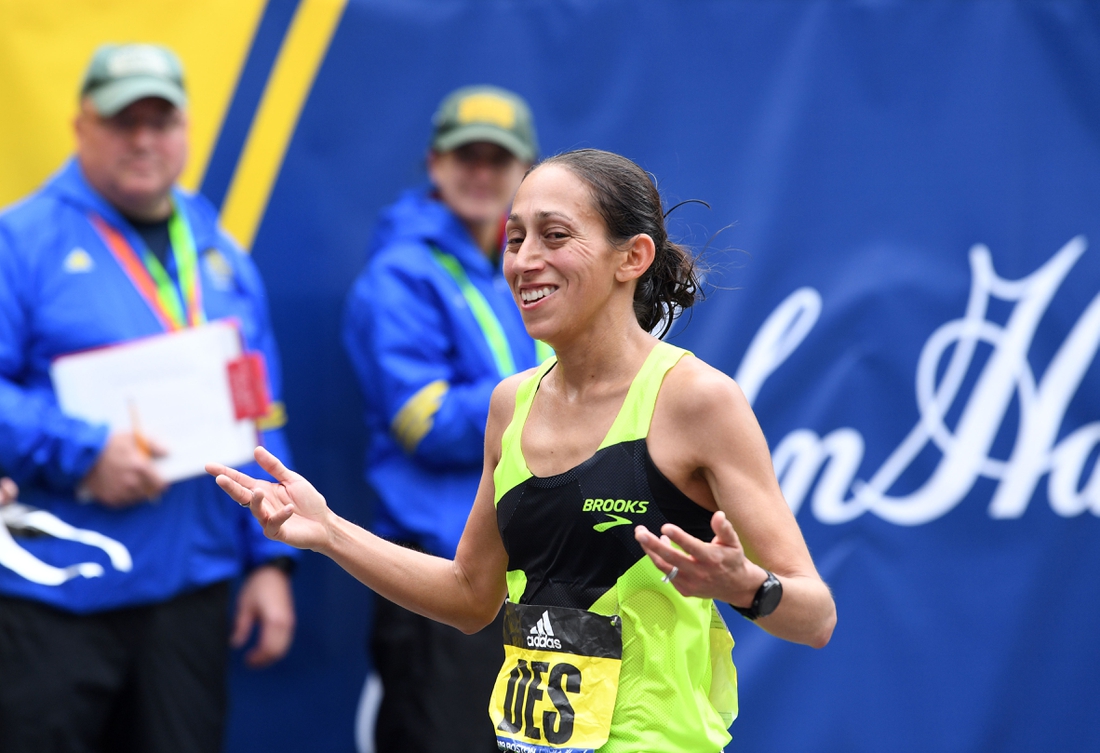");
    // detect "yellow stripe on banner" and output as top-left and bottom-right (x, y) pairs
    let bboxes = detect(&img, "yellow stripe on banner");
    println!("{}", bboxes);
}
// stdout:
(0, 0), (266, 209)
(219, 0), (347, 251)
